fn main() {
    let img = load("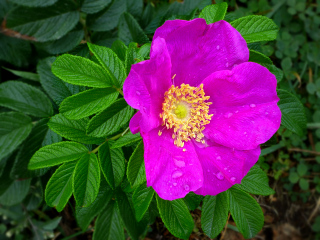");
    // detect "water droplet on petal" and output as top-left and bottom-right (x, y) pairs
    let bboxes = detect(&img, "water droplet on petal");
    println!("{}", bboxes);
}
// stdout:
(265, 112), (269, 115)
(230, 177), (236, 182)
(207, 169), (210, 172)
(250, 104), (256, 108)
(174, 158), (185, 168)
(216, 156), (221, 160)
(172, 170), (183, 179)
(235, 110), (239, 113)
(216, 45), (220, 50)
(216, 172), (224, 180)
(225, 62), (229, 67)
(224, 167), (227, 170)
(173, 182), (177, 186)
(184, 185), (190, 191)
(224, 112), (233, 118)
(136, 91), (141, 95)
